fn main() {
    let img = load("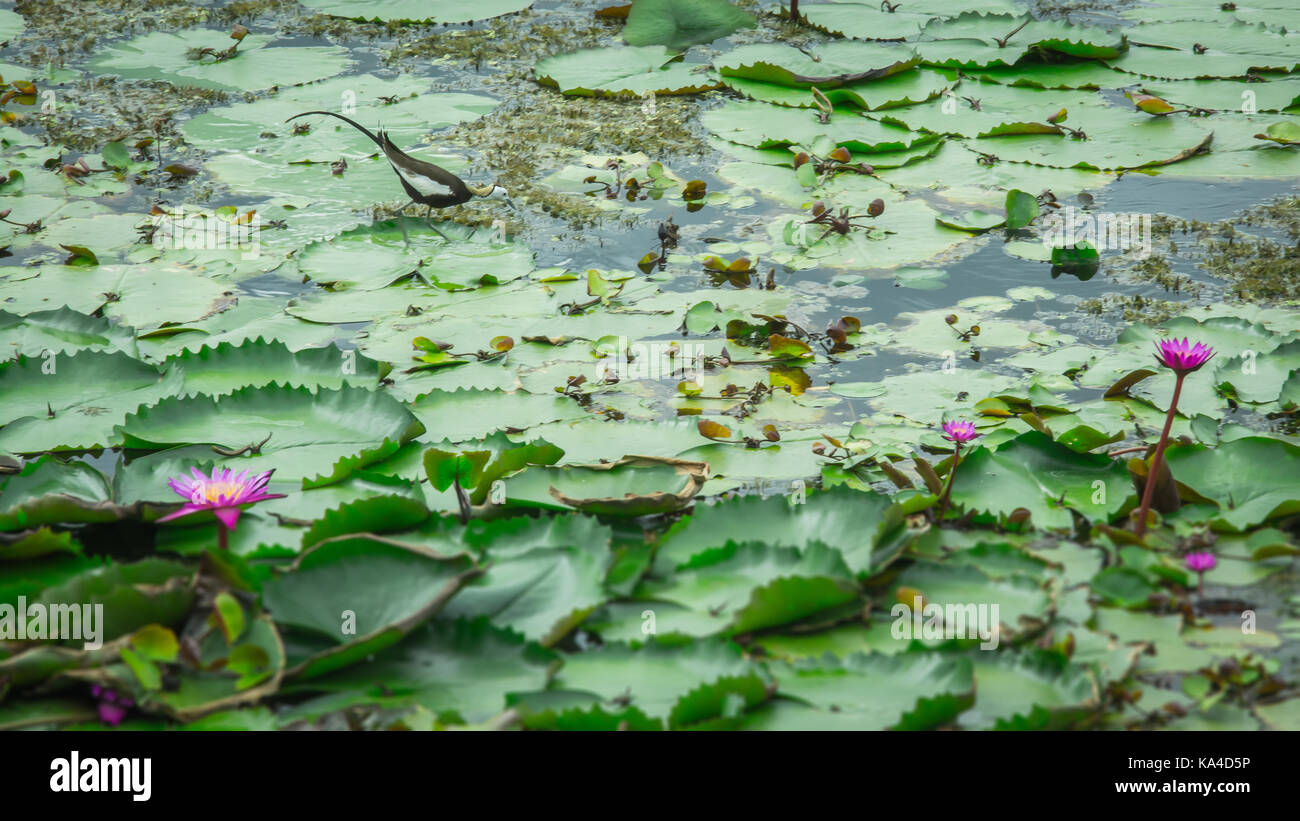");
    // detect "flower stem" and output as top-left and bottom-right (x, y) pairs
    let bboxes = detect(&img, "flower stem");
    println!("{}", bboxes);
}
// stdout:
(1197, 570), (1204, 597)
(936, 442), (961, 524)
(217, 524), (229, 551)
(1134, 372), (1185, 537)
